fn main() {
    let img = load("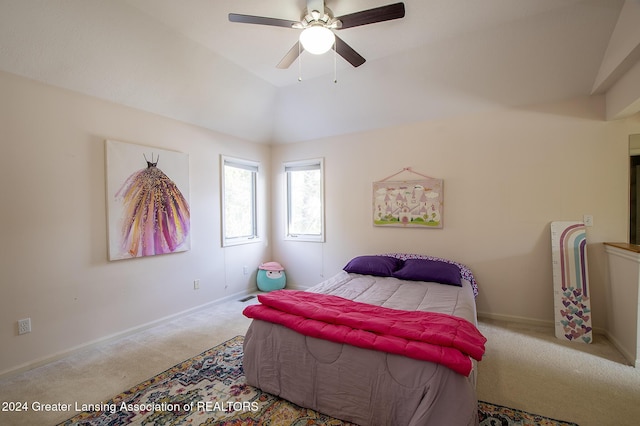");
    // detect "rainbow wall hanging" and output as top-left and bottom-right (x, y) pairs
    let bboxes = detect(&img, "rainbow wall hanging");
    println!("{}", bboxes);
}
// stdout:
(550, 221), (592, 343)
